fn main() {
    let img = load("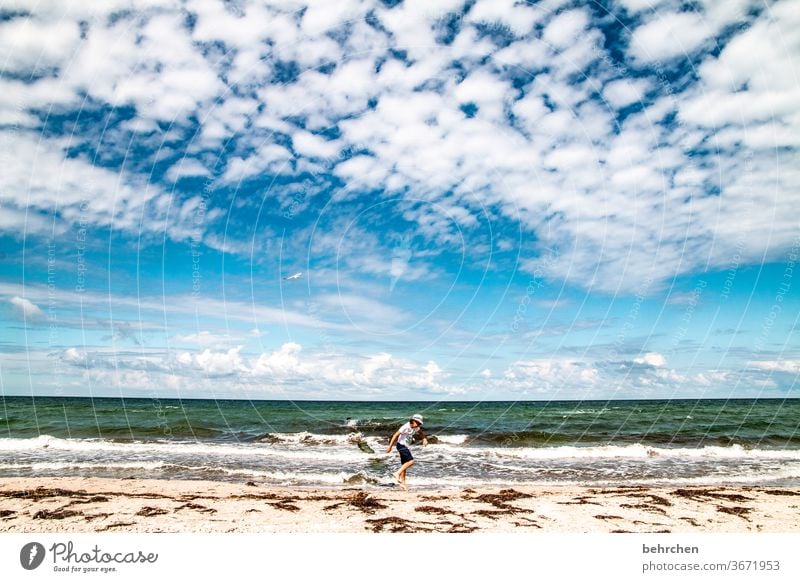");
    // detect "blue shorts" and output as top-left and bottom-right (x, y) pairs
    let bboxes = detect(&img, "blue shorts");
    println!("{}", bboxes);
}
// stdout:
(396, 443), (413, 464)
